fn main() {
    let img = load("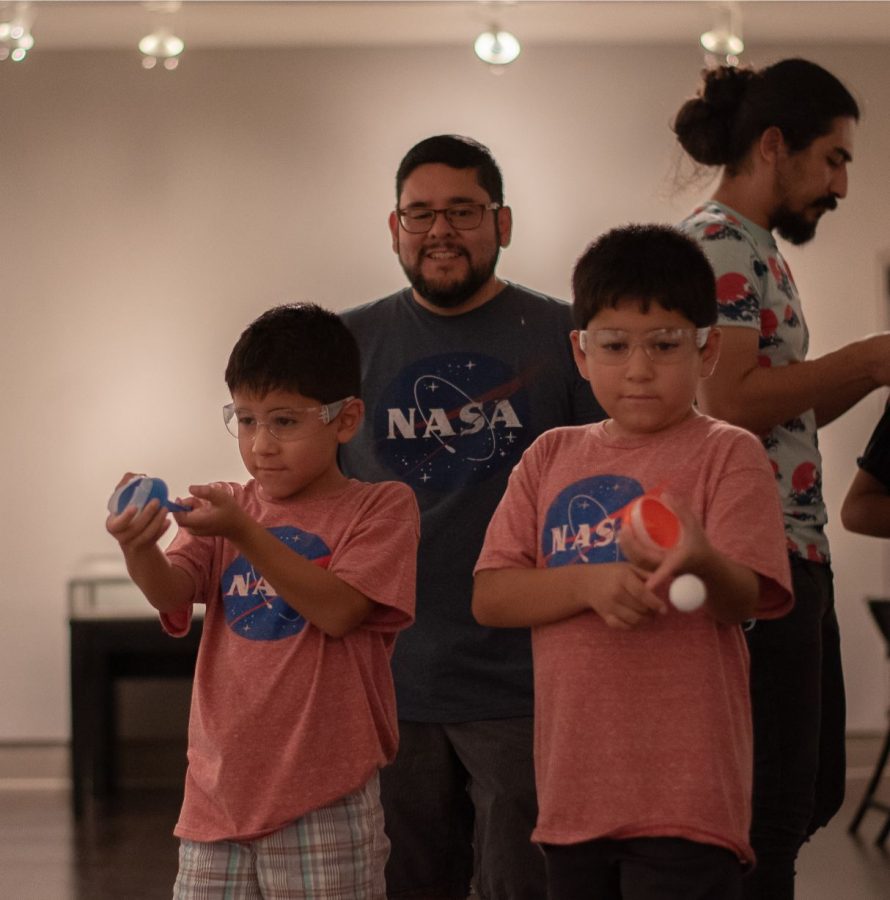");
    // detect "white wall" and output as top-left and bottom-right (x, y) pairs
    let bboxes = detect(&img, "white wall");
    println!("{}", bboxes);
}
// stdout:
(2, 40), (889, 741)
